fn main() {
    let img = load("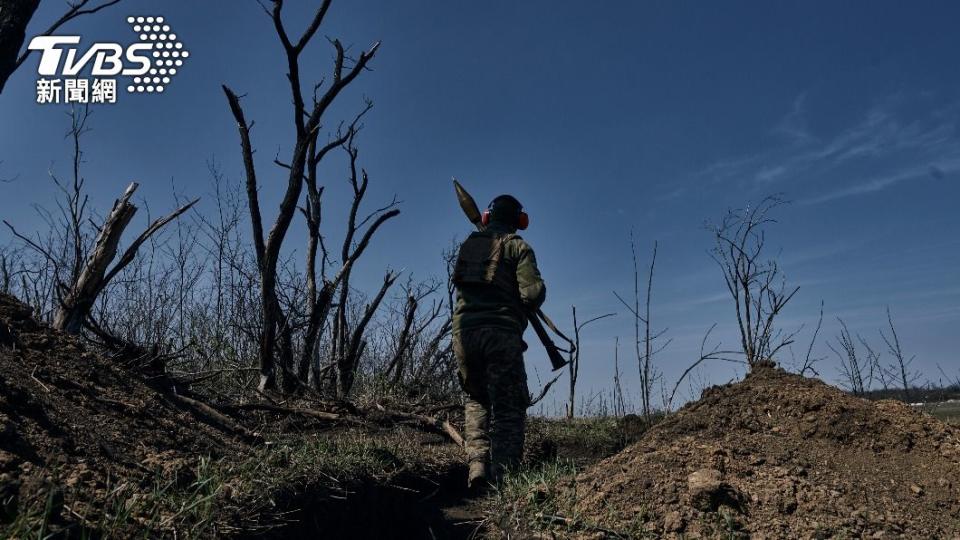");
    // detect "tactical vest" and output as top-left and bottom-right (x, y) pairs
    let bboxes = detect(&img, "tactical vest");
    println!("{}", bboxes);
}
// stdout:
(453, 232), (519, 296)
